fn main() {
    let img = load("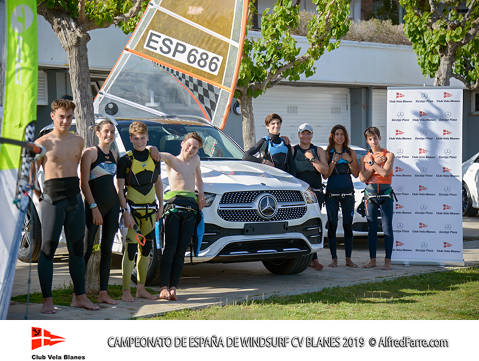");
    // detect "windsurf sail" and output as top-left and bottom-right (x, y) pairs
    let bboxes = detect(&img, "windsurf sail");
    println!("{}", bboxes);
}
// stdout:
(0, 0), (38, 319)
(94, 0), (248, 129)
